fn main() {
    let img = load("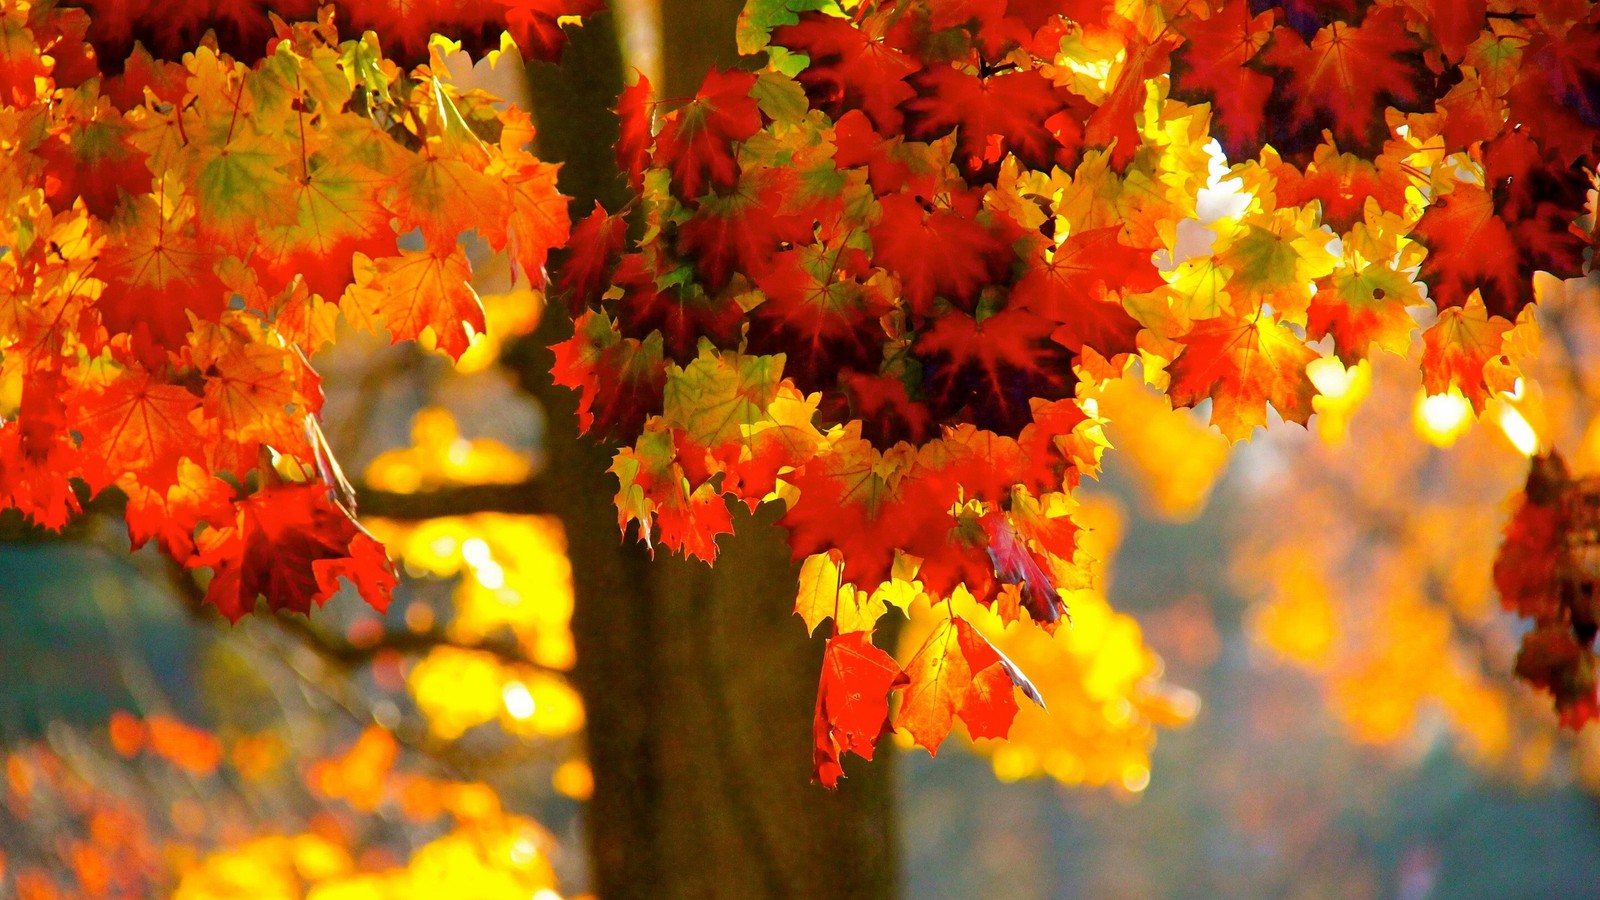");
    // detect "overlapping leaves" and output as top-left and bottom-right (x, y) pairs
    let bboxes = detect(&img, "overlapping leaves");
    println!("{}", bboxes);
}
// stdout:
(557, 0), (1599, 781)
(0, 4), (579, 619)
